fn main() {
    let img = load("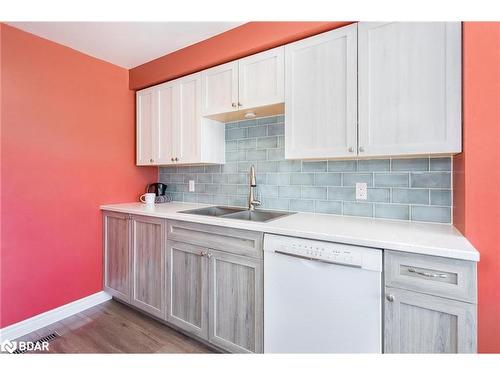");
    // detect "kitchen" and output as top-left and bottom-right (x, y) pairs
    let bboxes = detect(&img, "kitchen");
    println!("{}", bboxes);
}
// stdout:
(1, 1), (499, 373)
